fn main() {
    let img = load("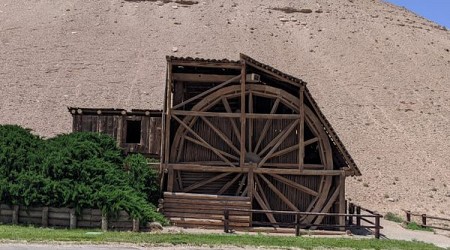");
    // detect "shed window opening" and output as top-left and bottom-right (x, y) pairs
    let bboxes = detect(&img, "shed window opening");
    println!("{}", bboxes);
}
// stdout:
(126, 120), (142, 143)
